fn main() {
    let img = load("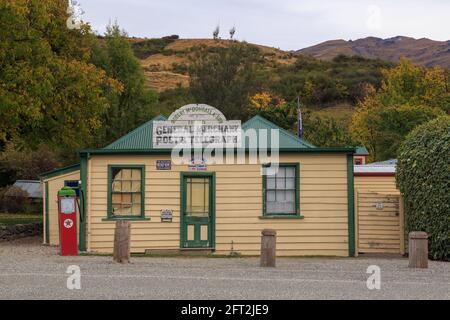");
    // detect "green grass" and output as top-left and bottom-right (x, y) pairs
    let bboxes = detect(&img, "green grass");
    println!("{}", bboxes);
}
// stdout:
(0, 213), (42, 225)
(313, 103), (354, 122)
